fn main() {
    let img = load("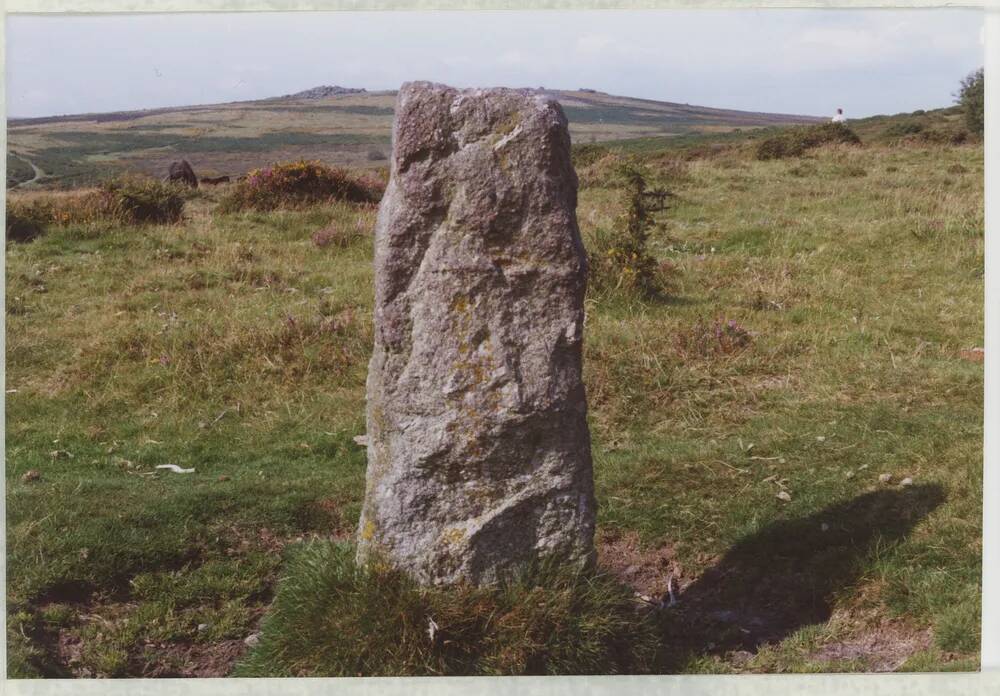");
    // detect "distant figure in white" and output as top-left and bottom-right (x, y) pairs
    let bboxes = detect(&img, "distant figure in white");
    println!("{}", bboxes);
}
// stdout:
(832, 108), (847, 124)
